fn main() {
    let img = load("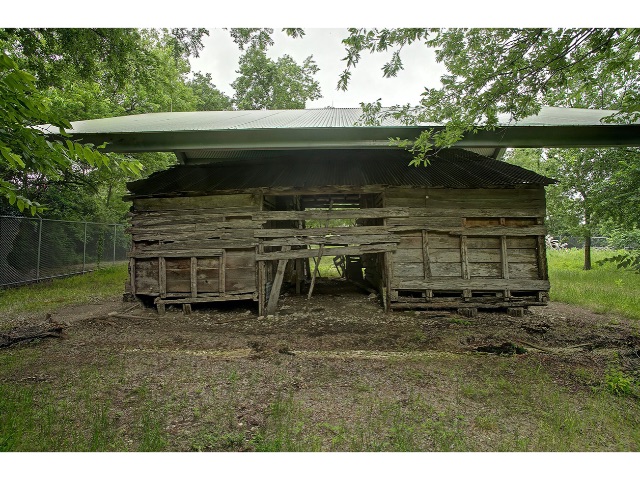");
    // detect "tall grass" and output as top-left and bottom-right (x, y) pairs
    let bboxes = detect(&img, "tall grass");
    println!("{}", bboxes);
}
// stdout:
(0, 264), (128, 318)
(547, 249), (640, 320)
